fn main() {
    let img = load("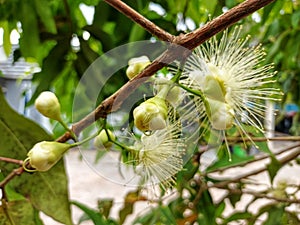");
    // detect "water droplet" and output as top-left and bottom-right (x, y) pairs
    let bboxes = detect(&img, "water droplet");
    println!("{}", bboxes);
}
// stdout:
(144, 130), (152, 136)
